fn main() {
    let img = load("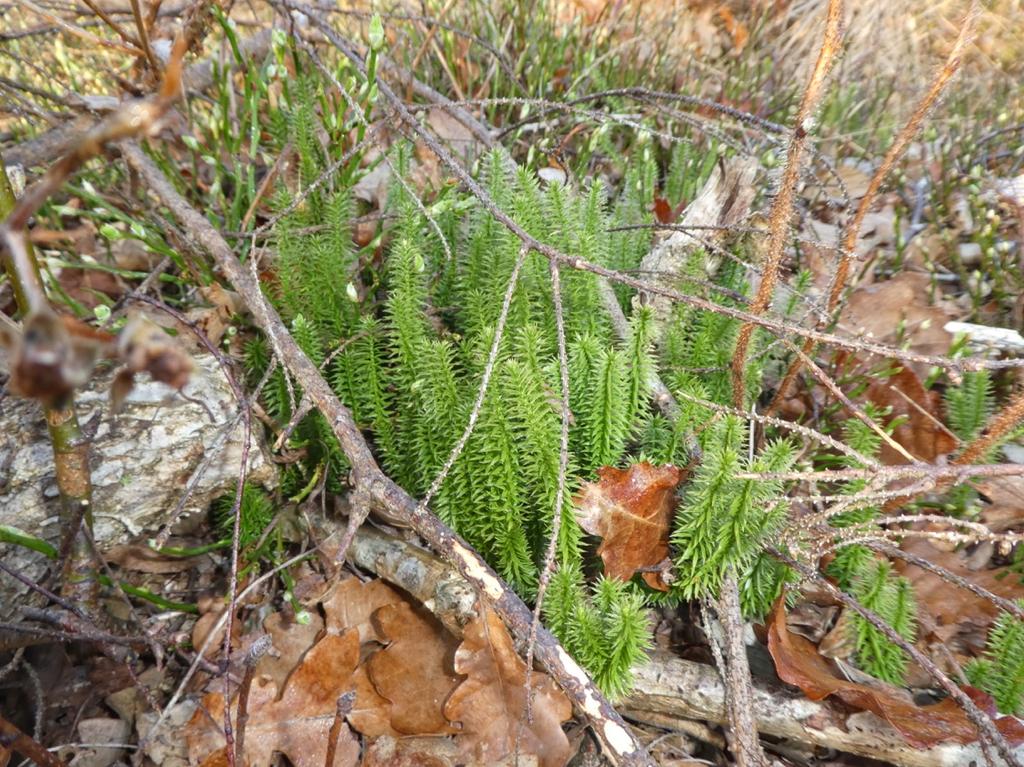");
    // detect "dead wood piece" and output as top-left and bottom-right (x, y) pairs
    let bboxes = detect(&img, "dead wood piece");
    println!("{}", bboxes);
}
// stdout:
(626, 650), (1023, 767)
(343, 525), (479, 635)
(634, 156), (757, 344)
(712, 574), (766, 767)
